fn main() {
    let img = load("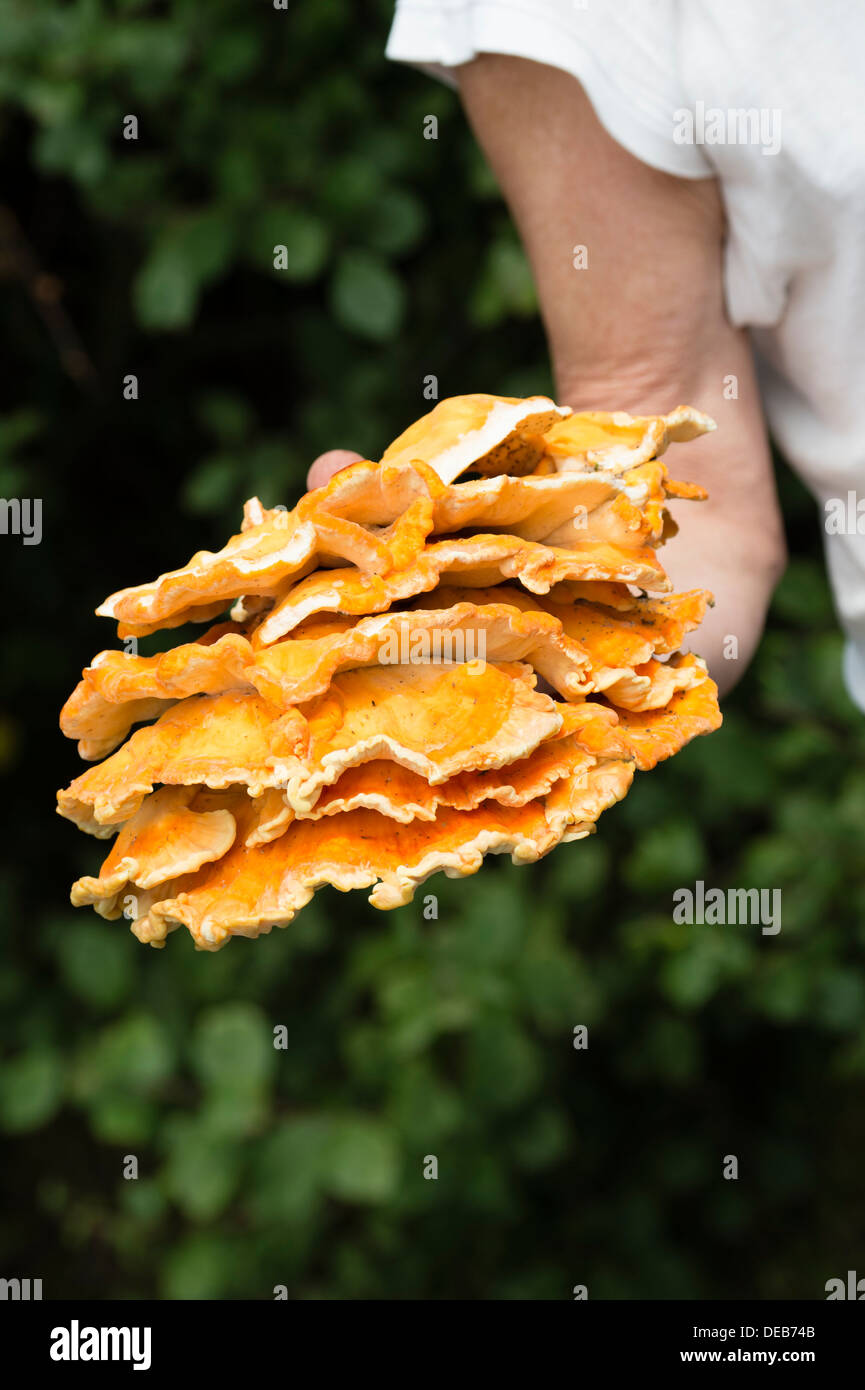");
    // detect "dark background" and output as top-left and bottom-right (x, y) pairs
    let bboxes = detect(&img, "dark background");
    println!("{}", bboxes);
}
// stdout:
(1, 0), (863, 1300)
